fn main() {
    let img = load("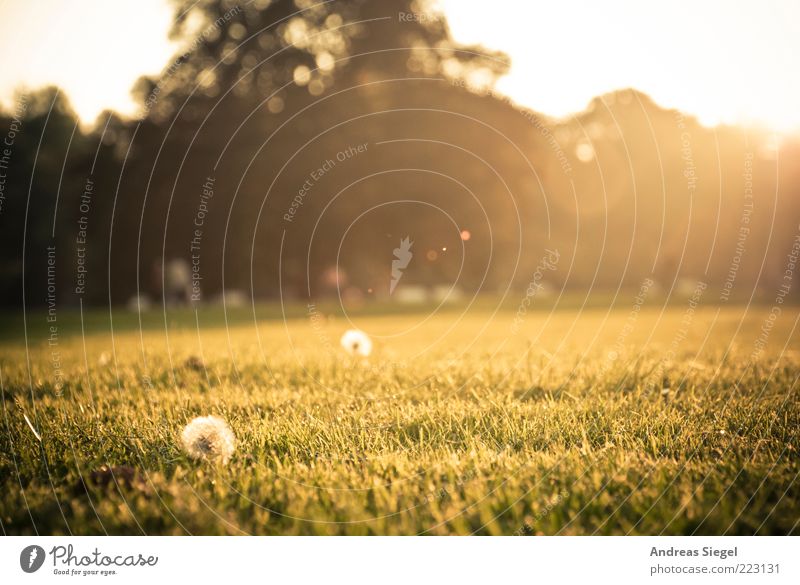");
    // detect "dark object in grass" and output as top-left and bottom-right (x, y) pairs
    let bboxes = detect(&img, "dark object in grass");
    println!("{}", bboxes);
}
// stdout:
(73, 465), (143, 496)
(184, 355), (205, 371)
